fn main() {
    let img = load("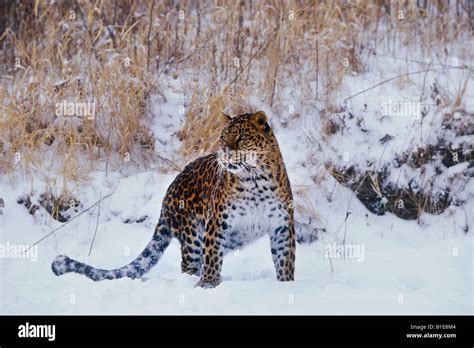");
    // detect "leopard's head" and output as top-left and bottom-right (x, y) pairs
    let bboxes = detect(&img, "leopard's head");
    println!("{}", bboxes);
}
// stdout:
(218, 111), (278, 173)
